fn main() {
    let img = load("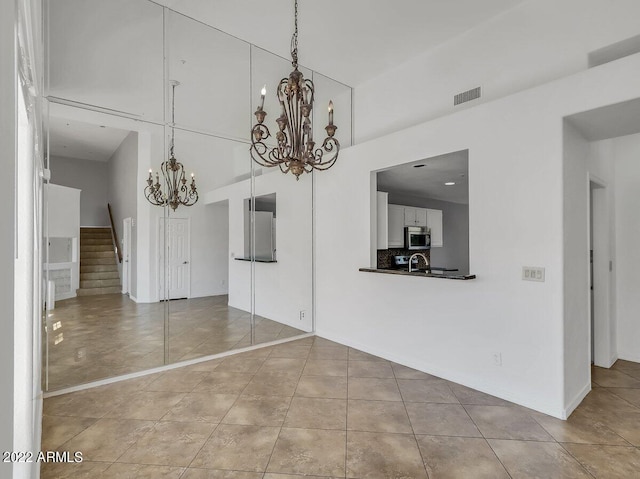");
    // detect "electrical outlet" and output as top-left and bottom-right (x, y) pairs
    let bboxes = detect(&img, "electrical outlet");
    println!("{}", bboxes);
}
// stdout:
(299, 310), (306, 321)
(522, 266), (545, 282)
(492, 352), (502, 366)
